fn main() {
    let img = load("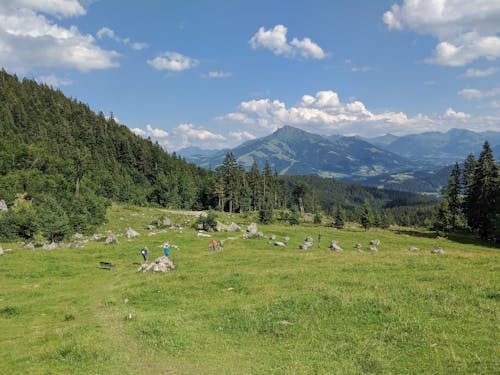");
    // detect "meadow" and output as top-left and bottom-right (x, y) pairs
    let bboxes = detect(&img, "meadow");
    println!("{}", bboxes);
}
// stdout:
(0, 204), (498, 374)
